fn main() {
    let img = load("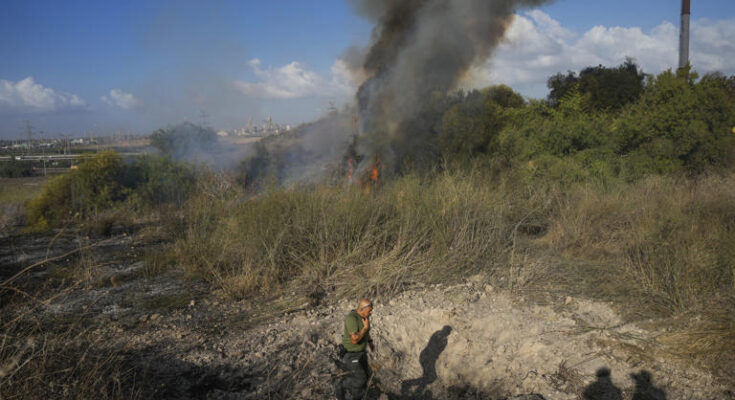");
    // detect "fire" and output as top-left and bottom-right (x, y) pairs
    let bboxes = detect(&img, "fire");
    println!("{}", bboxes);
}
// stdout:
(346, 158), (354, 183)
(364, 155), (381, 194)
(369, 163), (379, 182)
(345, 155), (381, 194)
